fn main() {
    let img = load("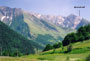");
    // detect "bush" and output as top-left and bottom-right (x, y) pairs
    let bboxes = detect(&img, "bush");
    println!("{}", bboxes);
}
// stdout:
(63, 25), (90, 46)
(53, 42), (62, 49)
(43, 42), (62, 52)
(66, 56), (70, 61)
(64, 44), (72, 53)
(43, 44), (53, 51)
(86, 54), (90, 61)
(67, 44), (72, 52)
